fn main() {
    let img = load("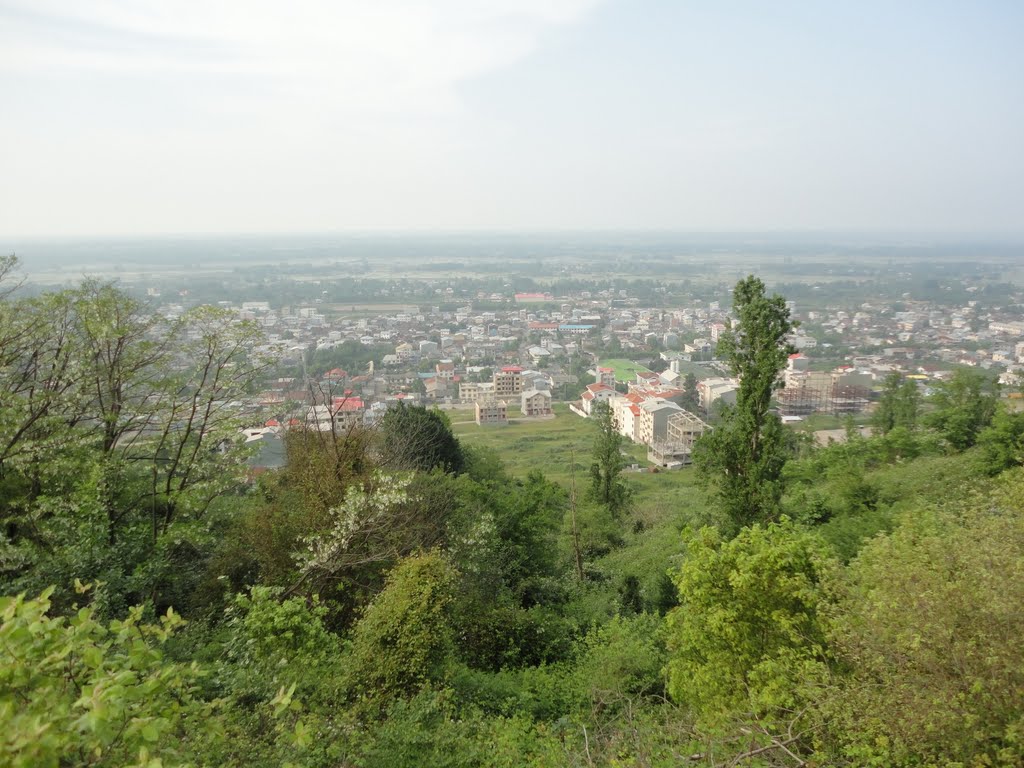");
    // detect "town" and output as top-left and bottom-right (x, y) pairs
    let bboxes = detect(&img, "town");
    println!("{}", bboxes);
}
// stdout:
(131, 270), (1024, 471)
